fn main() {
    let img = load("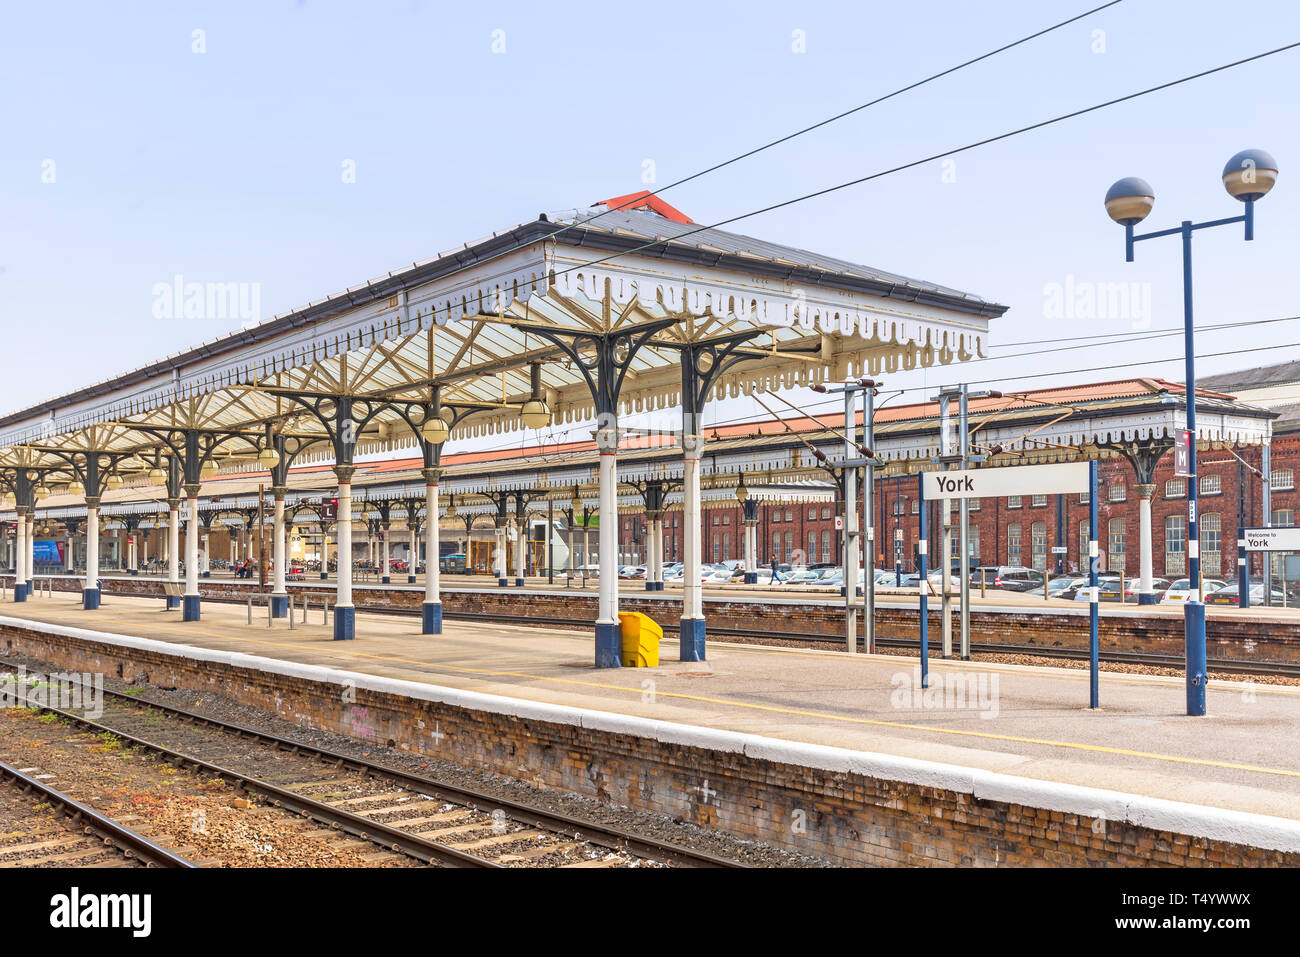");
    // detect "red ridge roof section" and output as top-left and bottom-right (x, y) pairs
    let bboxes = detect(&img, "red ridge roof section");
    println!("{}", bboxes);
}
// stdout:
(595, 190), (693, 224)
